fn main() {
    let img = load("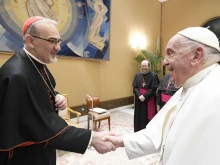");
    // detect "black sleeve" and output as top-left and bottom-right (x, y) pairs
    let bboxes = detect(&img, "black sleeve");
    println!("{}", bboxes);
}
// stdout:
(132, 74), (141, 97)
(156, 89), (162, 106)
(143, 89), (153, 100)
(47, 127), (91, 154)
(133, 87), (141, 97)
